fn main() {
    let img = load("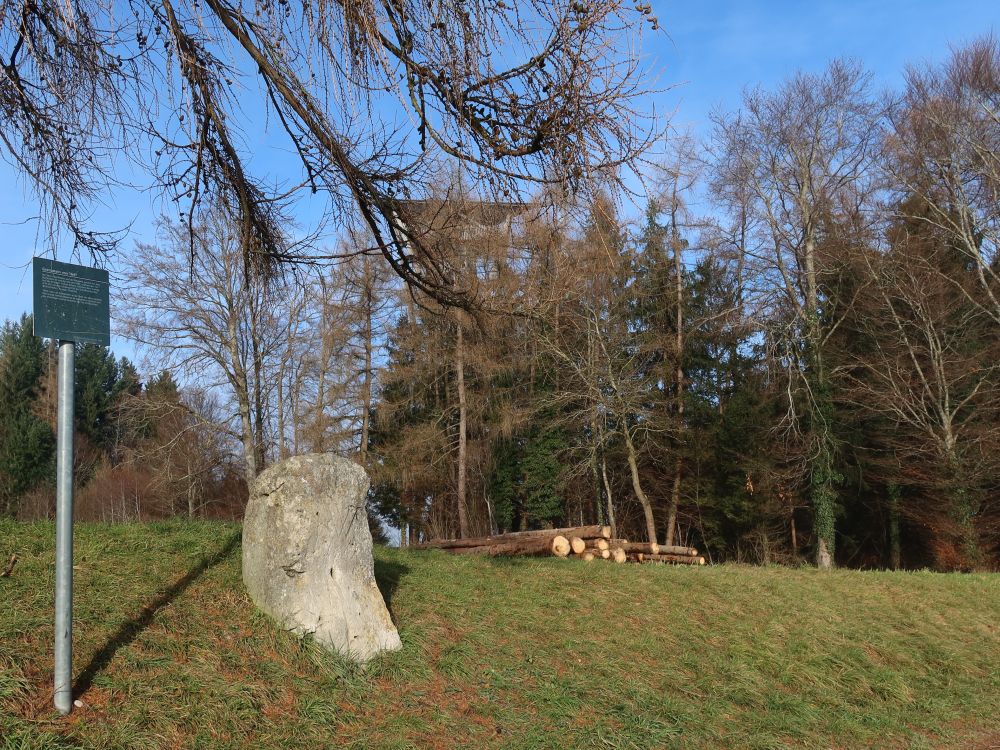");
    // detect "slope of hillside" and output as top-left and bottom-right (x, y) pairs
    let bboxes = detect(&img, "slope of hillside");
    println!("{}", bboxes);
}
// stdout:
(1, 521), (998, 750)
